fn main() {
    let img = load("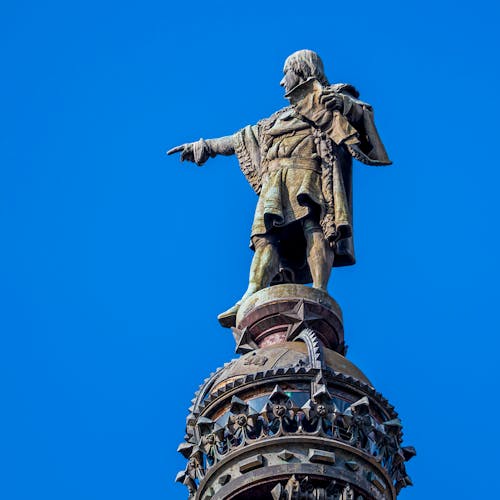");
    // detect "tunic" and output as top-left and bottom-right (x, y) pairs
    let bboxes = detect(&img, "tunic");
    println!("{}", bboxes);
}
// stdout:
(251, 110), (323, 237)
